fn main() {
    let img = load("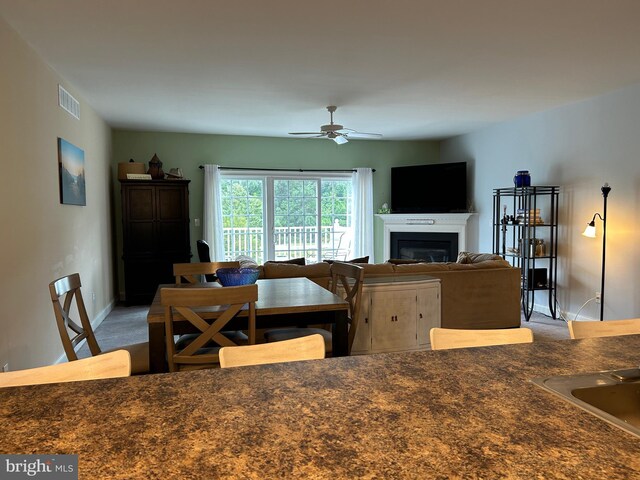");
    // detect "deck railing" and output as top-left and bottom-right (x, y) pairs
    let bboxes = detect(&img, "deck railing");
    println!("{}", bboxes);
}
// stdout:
(223, 224), (351, 263)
